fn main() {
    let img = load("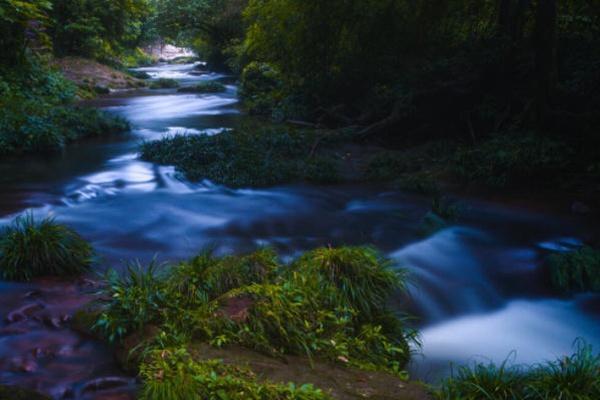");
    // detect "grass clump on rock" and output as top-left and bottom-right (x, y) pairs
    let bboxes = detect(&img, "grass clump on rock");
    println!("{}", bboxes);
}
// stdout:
(92, 246), (416, 399)
(0, 214), (93, 281)
(177, 81), (226, 94)
(436, 339), (600, 400)
(149, 78), (180, 89)
(547, 246), (600, 294)
(140, 125), (341, 187)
